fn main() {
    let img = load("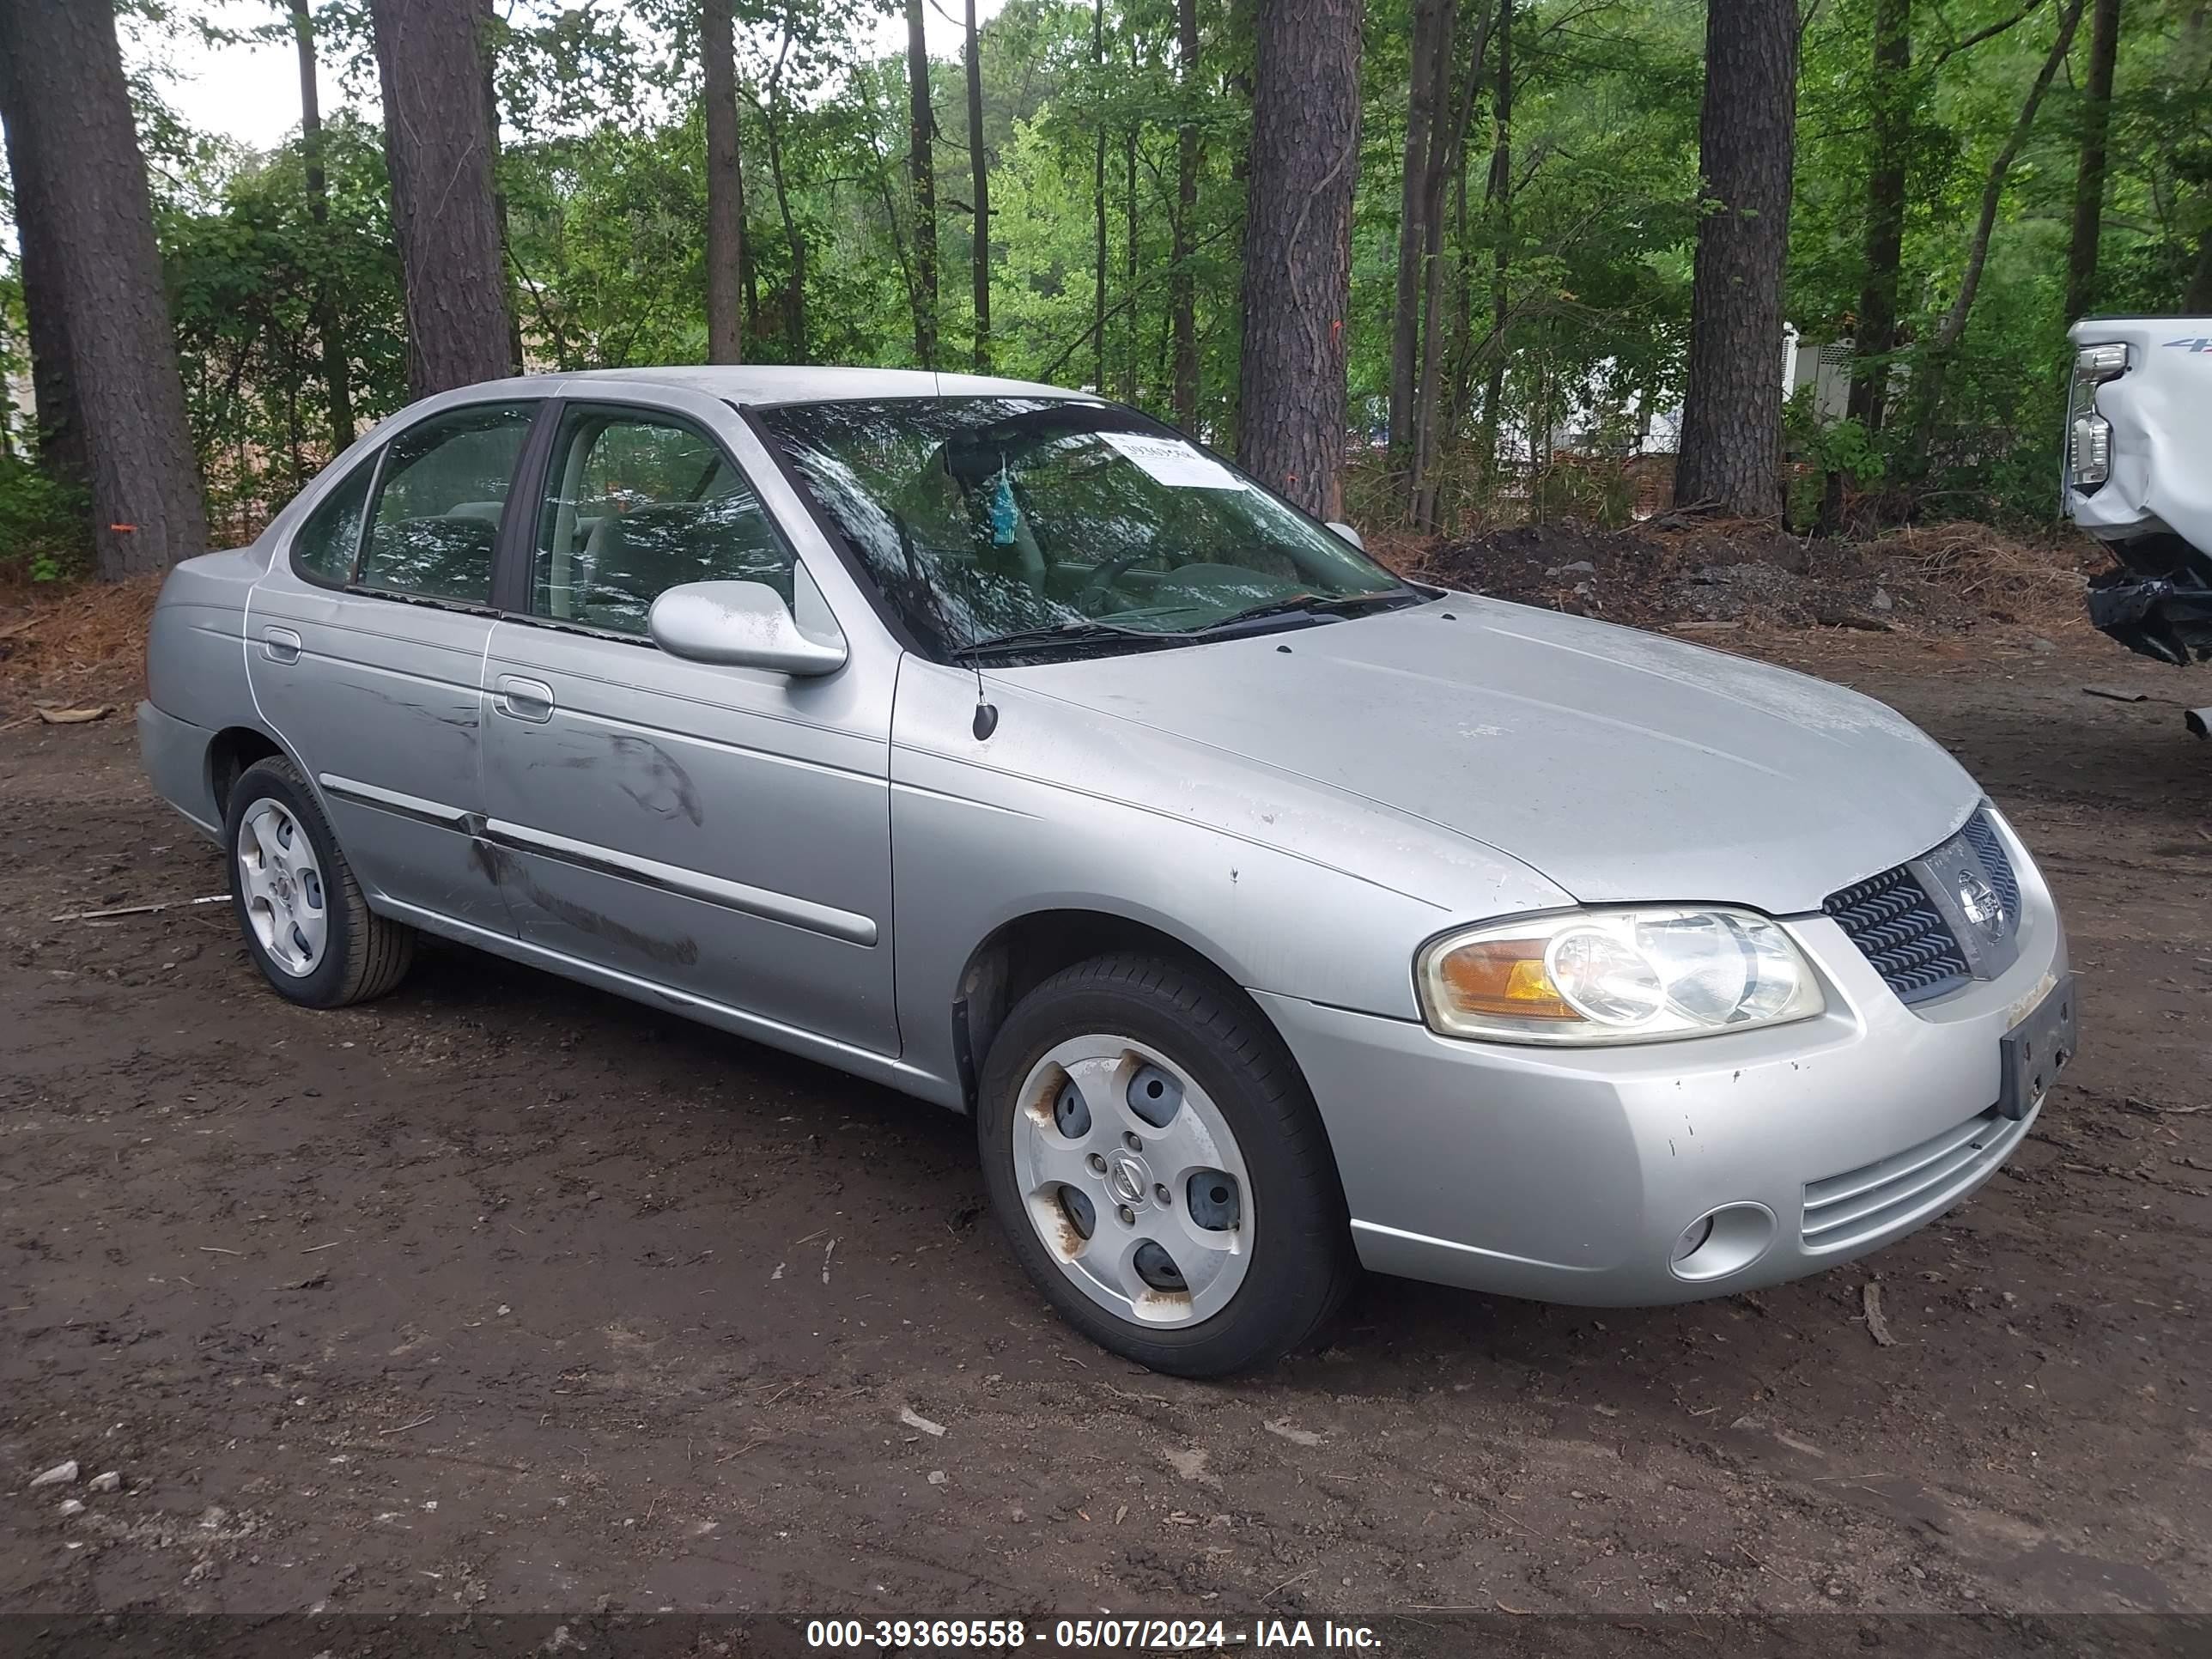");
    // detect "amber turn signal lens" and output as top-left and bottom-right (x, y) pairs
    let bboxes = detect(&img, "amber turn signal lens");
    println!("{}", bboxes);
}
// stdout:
(1434, 939), (1577, 1021)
